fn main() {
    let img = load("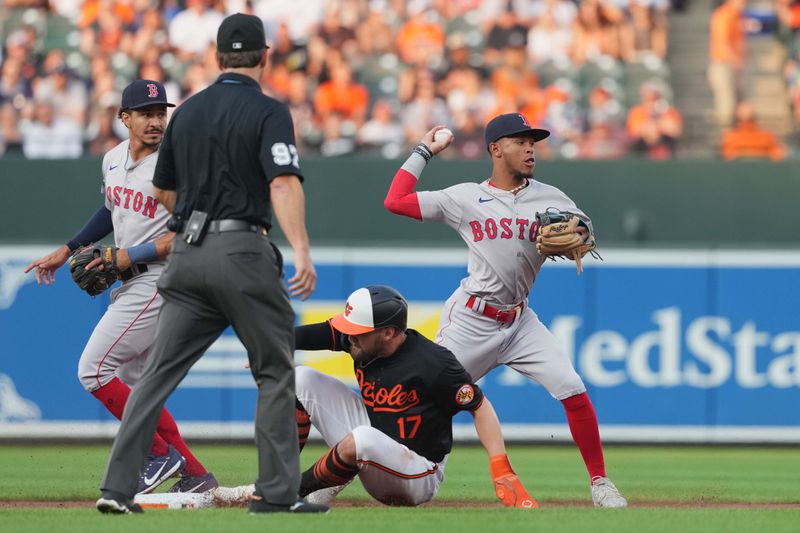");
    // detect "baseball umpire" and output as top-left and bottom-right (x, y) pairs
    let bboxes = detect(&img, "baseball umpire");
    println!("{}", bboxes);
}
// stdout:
(25, 79), (215, 495)
(293, 285), (537, 508)
(97, 14), (327, 514)
(383, 115), (627, 507)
